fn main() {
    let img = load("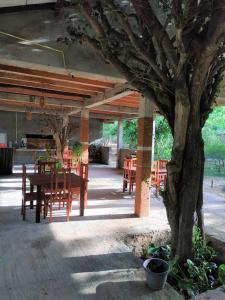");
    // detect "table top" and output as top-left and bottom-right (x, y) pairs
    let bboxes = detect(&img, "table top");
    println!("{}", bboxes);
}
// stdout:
(27, 173), (87, 187)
